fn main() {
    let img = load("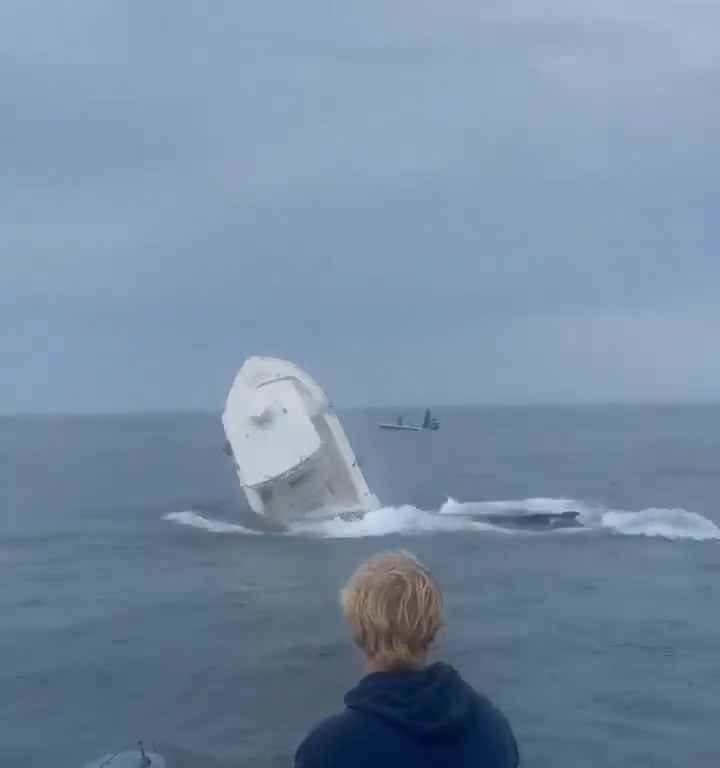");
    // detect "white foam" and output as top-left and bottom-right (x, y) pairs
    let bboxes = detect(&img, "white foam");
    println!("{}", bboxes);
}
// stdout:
(165, 499), (720, 543)
(444, 496), (720, 541)
(287, 504), (510, 539)
(164, 511), (261, 535)
(584, 506), (720, 541)
(439, 497), (582, 516)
